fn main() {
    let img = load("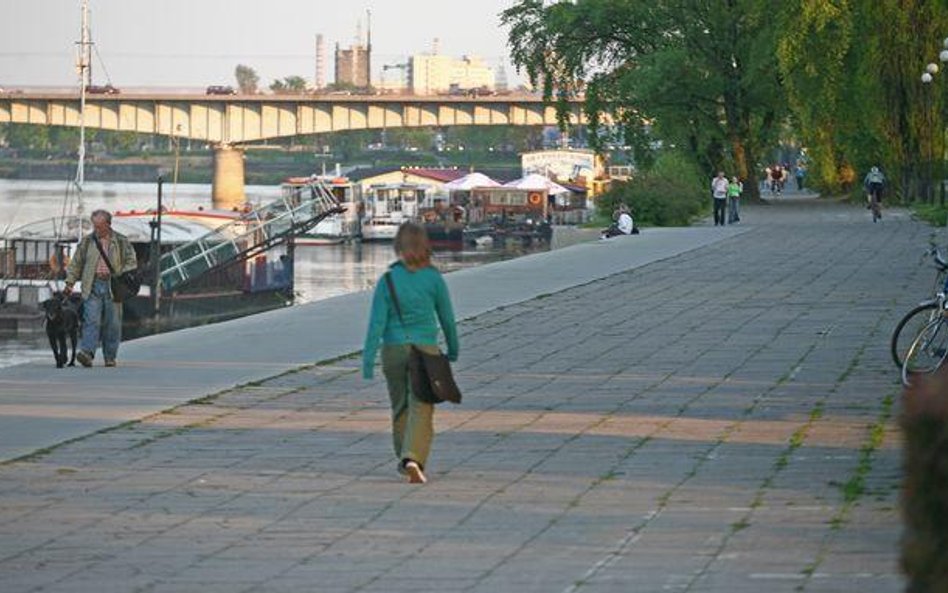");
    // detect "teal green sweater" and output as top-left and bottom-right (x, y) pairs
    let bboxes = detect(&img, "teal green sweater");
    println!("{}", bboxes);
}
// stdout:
(362, 261), (459, 379)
